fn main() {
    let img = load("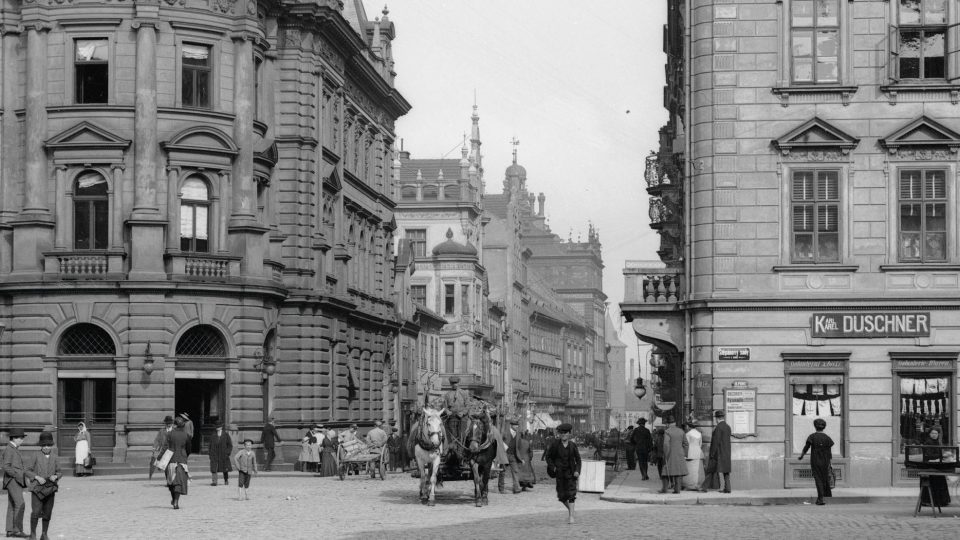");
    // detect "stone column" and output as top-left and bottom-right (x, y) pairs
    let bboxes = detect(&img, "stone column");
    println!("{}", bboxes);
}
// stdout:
(111, 166), (124, 249)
